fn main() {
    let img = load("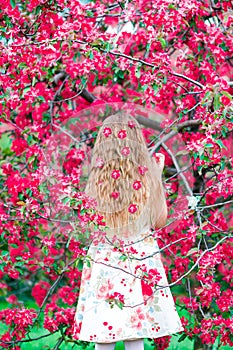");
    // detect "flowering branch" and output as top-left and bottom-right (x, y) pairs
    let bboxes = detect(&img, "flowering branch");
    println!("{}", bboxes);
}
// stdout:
(164, 235), (233, 288)
(149, 119), (202, 153)
(88, 235), (232, 309)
